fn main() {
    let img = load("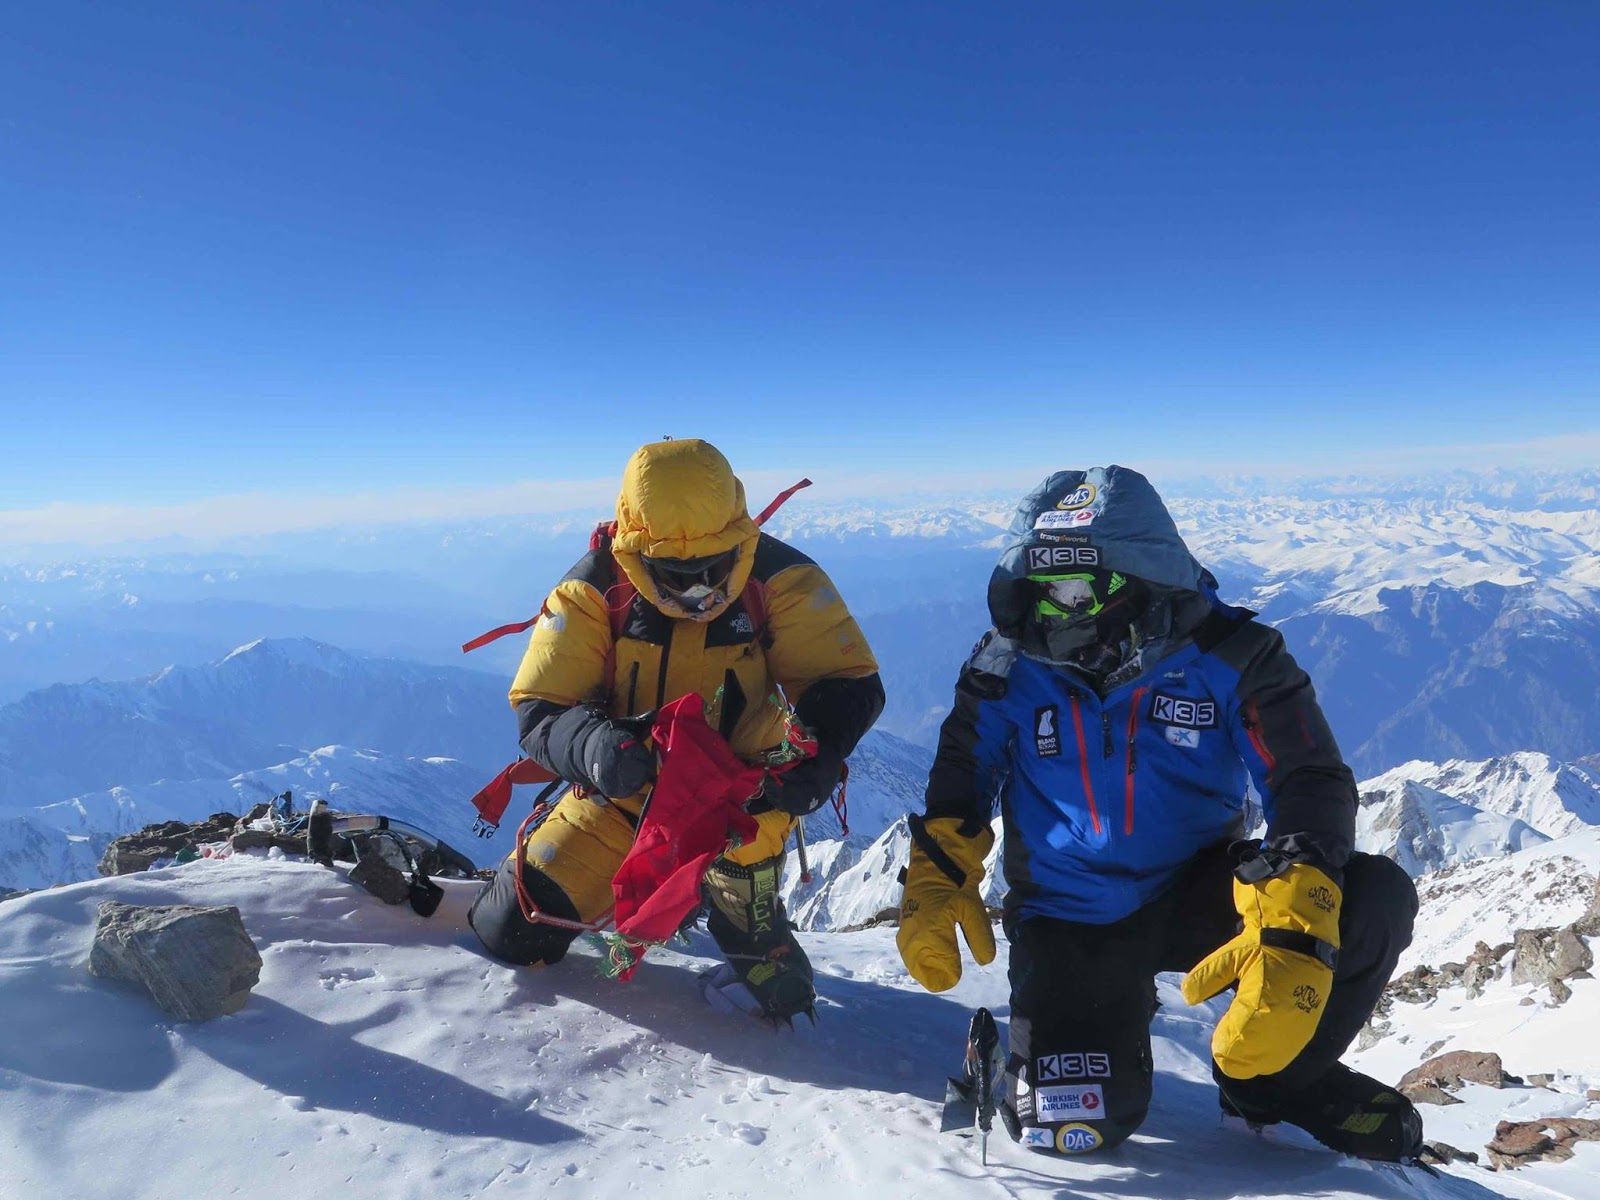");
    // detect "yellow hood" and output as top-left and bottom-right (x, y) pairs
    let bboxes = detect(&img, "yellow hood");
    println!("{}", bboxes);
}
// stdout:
(611, 439), (760, 622)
